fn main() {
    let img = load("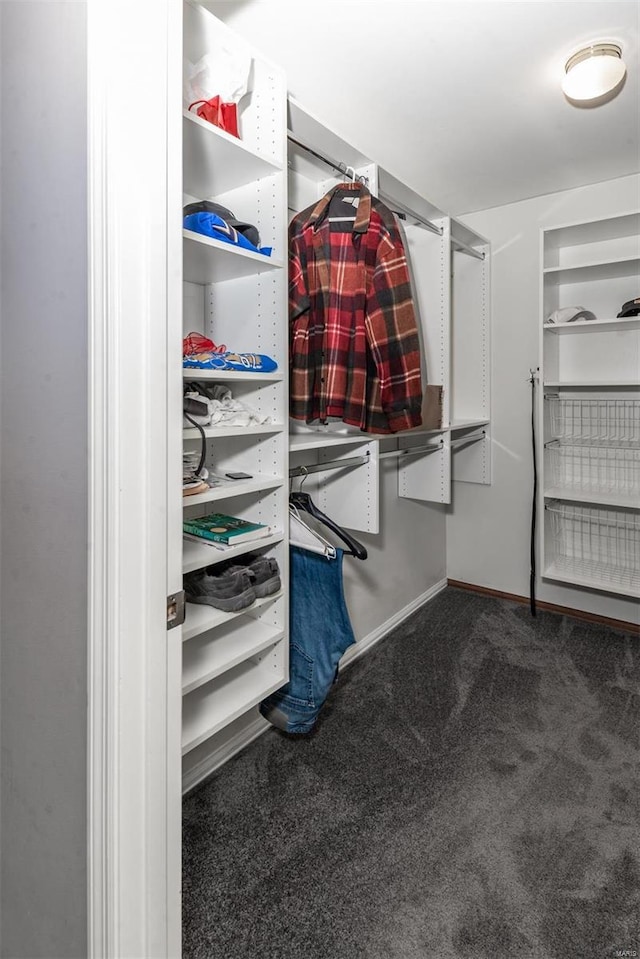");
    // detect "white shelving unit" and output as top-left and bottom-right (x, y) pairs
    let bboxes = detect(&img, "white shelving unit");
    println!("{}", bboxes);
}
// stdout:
(539, 212), (640, 598)
(181, 1), (288, 784)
